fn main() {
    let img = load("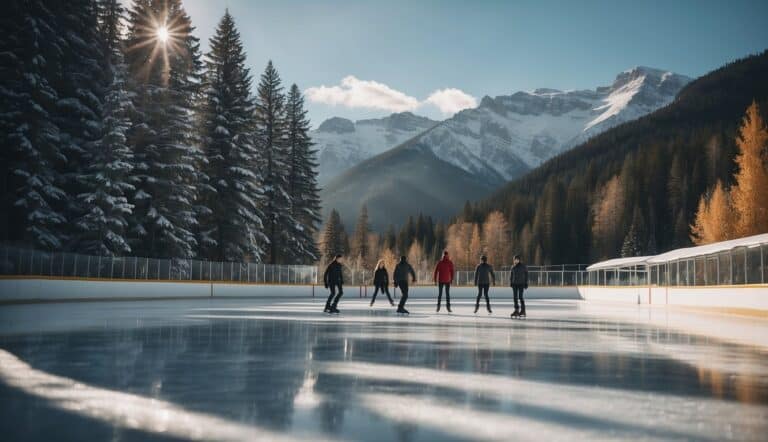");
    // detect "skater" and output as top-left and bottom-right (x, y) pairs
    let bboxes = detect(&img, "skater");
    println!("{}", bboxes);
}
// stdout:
(474, 255), (495, 314)
(433, 250), (454, 312)
(323, 254), (345, 313)
(509, 255), (528, 318)
(393, 256), (416, 314)
(370, 260), (394, 307)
